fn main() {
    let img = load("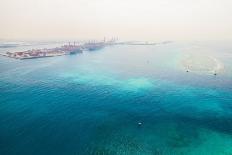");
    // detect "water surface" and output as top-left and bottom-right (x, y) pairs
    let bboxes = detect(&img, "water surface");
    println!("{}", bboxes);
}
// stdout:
(0, 42), (232, 155)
